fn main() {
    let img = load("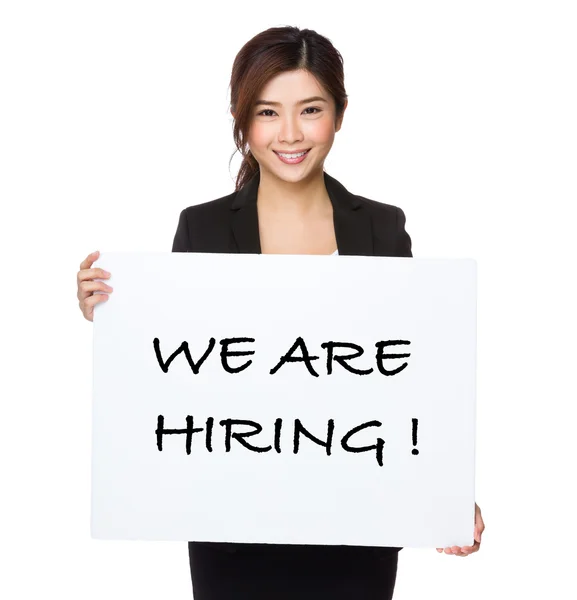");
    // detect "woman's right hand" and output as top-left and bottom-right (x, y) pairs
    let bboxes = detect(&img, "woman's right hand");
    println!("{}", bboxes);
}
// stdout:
(77, 250), (113, 322)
